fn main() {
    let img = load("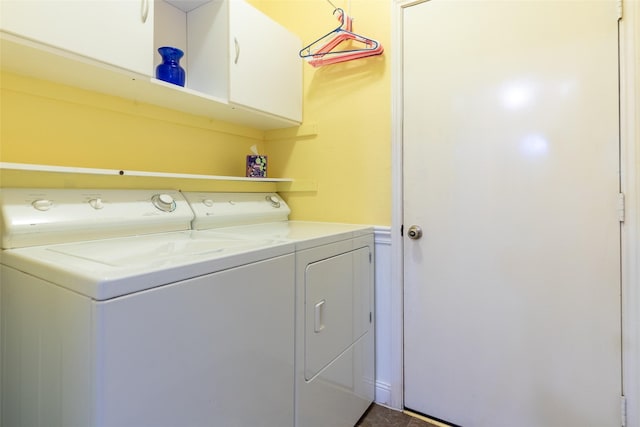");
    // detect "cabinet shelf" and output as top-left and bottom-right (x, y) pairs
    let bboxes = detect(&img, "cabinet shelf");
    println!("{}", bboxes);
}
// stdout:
(164, 0), (210, 12)
(0, 32), (300, 130)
